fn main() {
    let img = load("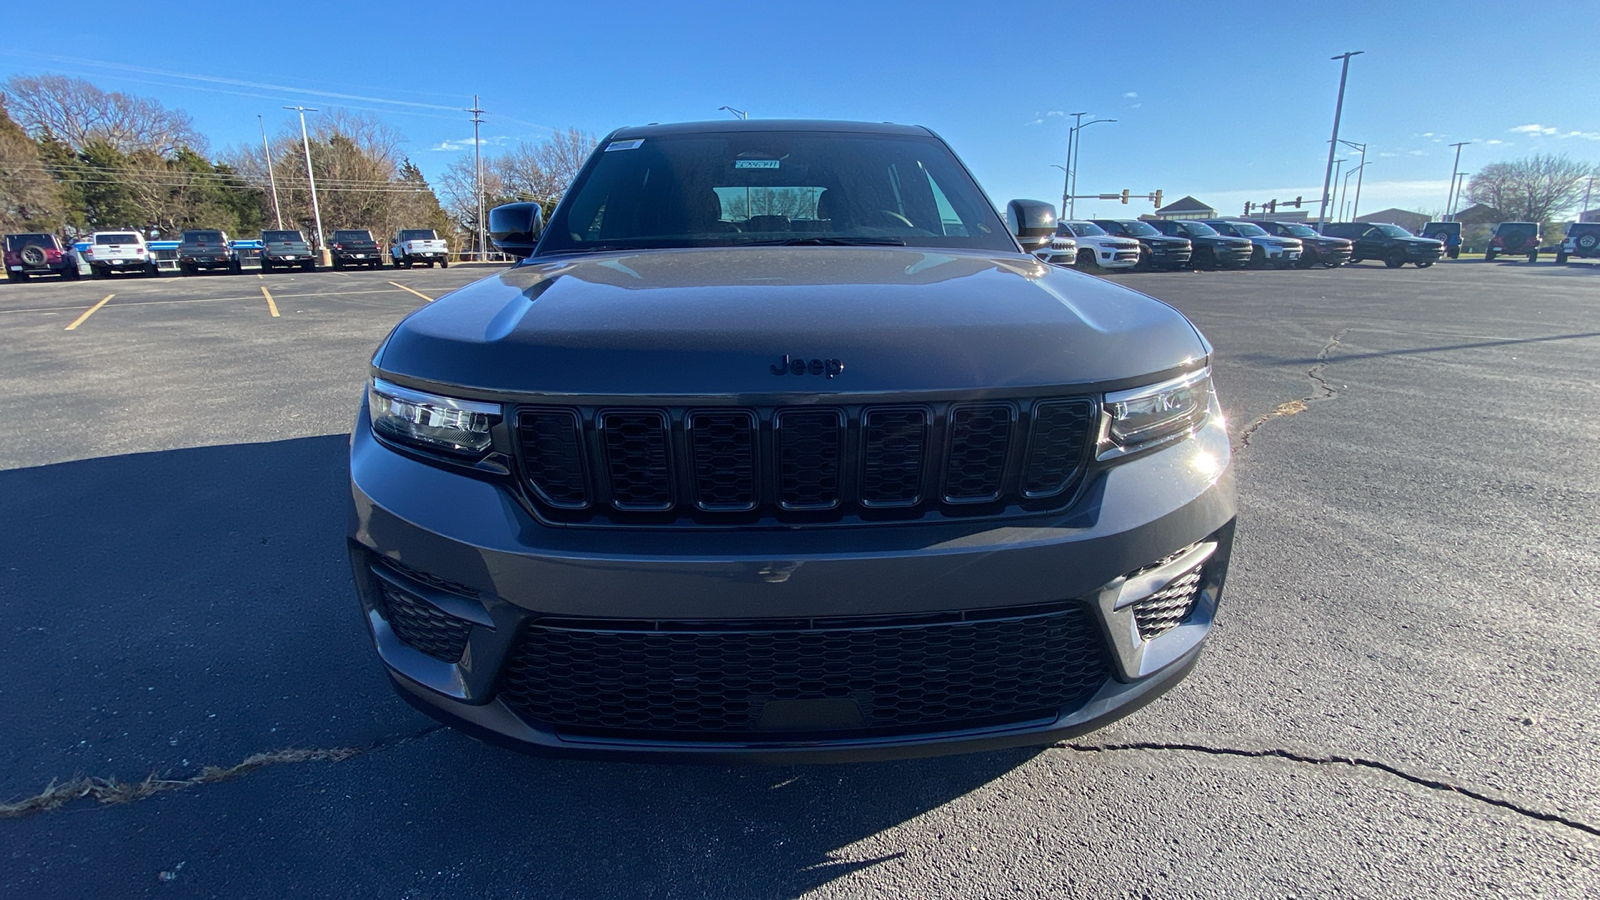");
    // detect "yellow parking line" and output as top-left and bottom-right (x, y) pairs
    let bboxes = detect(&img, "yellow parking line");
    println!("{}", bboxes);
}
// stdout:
(388, 281), (434, 302)
(260, 286), (280, 317)
(257, 273), (264, 280)
(64, 293), (115, 331)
